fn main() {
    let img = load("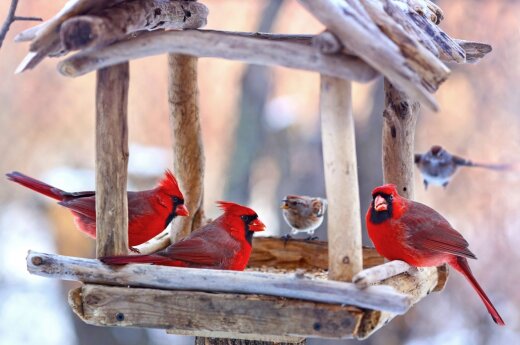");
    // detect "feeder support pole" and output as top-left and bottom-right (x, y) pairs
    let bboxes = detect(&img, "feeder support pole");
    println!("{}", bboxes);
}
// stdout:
(382, 79), (420, 199)
(95, 62), (130, 257)
(320, 76), (363, 281)
(168, 54), (205, 242)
